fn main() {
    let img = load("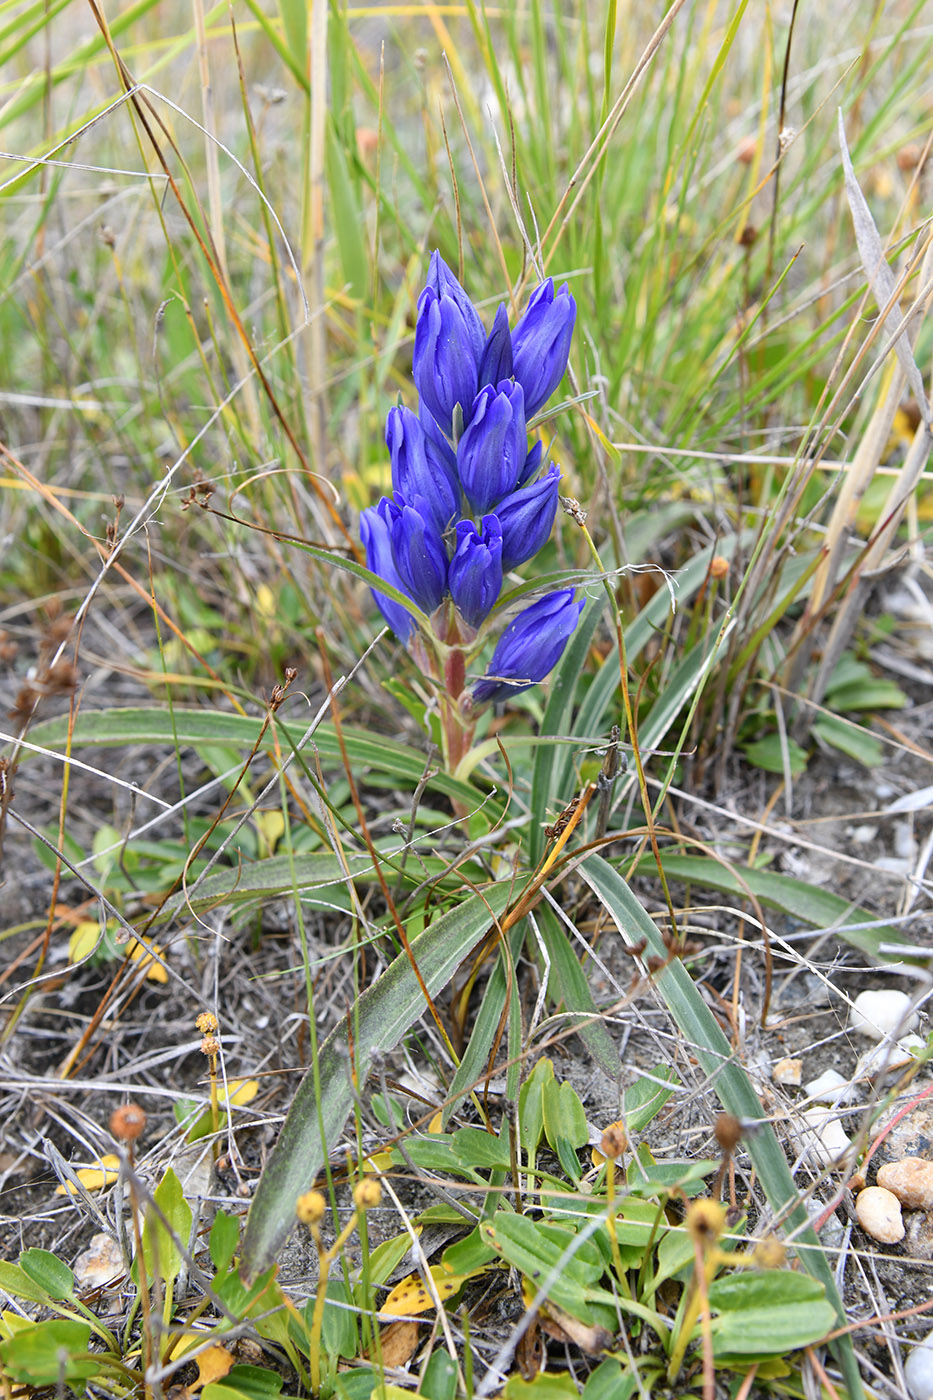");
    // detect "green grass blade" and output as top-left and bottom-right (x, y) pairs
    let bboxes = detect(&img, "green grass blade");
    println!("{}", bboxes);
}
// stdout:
(240, 879), (514, 1277)
(633, 852), (907, 959)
